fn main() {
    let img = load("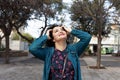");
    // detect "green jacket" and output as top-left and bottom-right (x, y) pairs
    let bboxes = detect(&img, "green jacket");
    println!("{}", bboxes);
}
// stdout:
(29, 29), (91, 80)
